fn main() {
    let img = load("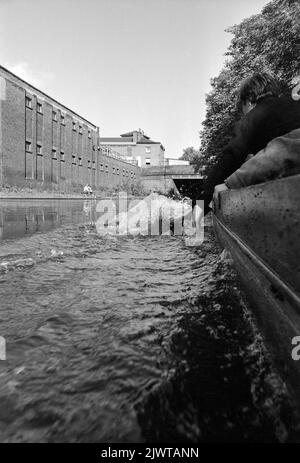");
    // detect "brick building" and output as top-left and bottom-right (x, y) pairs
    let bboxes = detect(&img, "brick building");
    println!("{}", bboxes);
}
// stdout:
(98, 148), (139, 190)
(100, 129), (165, 168)
(0, 65), (140, 192)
